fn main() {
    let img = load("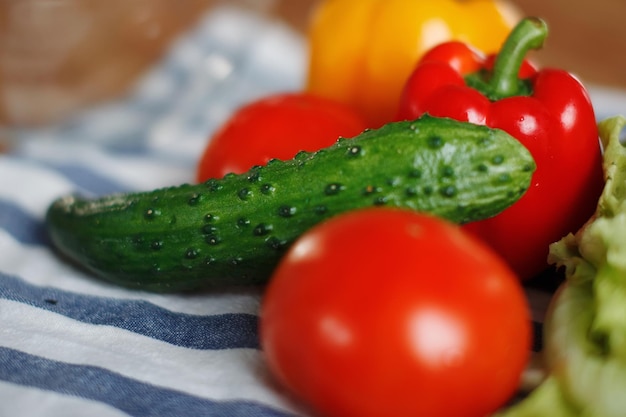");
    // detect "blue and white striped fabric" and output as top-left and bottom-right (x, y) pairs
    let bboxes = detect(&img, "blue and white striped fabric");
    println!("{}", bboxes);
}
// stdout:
(1, 5), (625, 416)
(1, 6), (310, 417)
